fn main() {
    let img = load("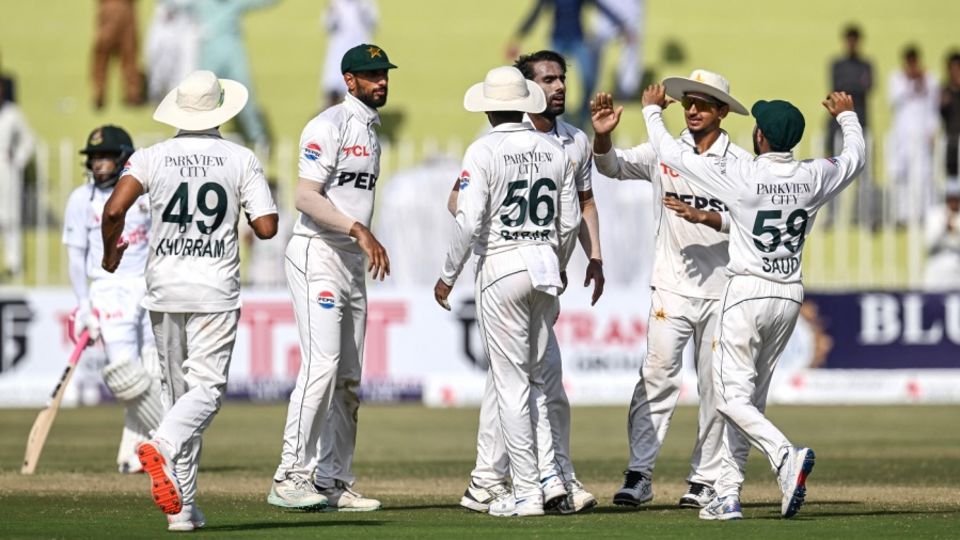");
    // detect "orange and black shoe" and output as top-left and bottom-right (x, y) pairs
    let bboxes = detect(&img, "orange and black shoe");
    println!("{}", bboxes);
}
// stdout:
(137, 441), (182, 515)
